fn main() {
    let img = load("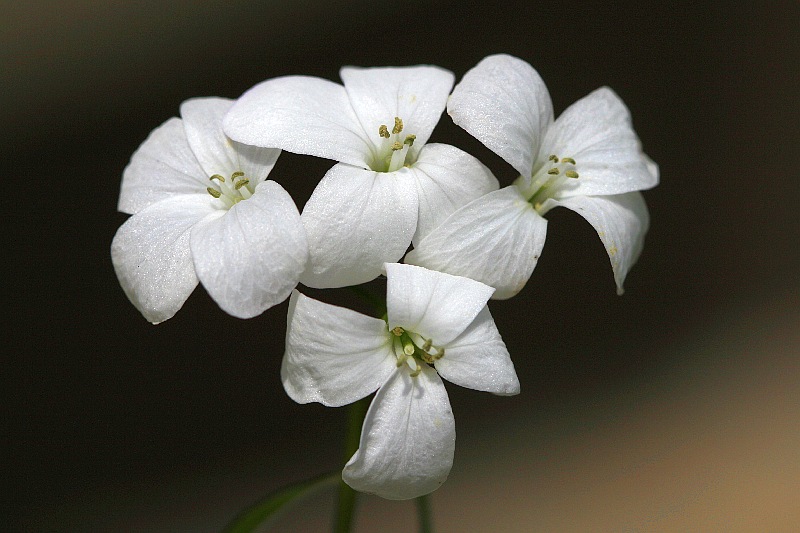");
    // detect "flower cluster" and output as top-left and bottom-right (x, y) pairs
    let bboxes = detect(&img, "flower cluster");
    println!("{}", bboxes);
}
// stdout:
(112, 54), (657, 500)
